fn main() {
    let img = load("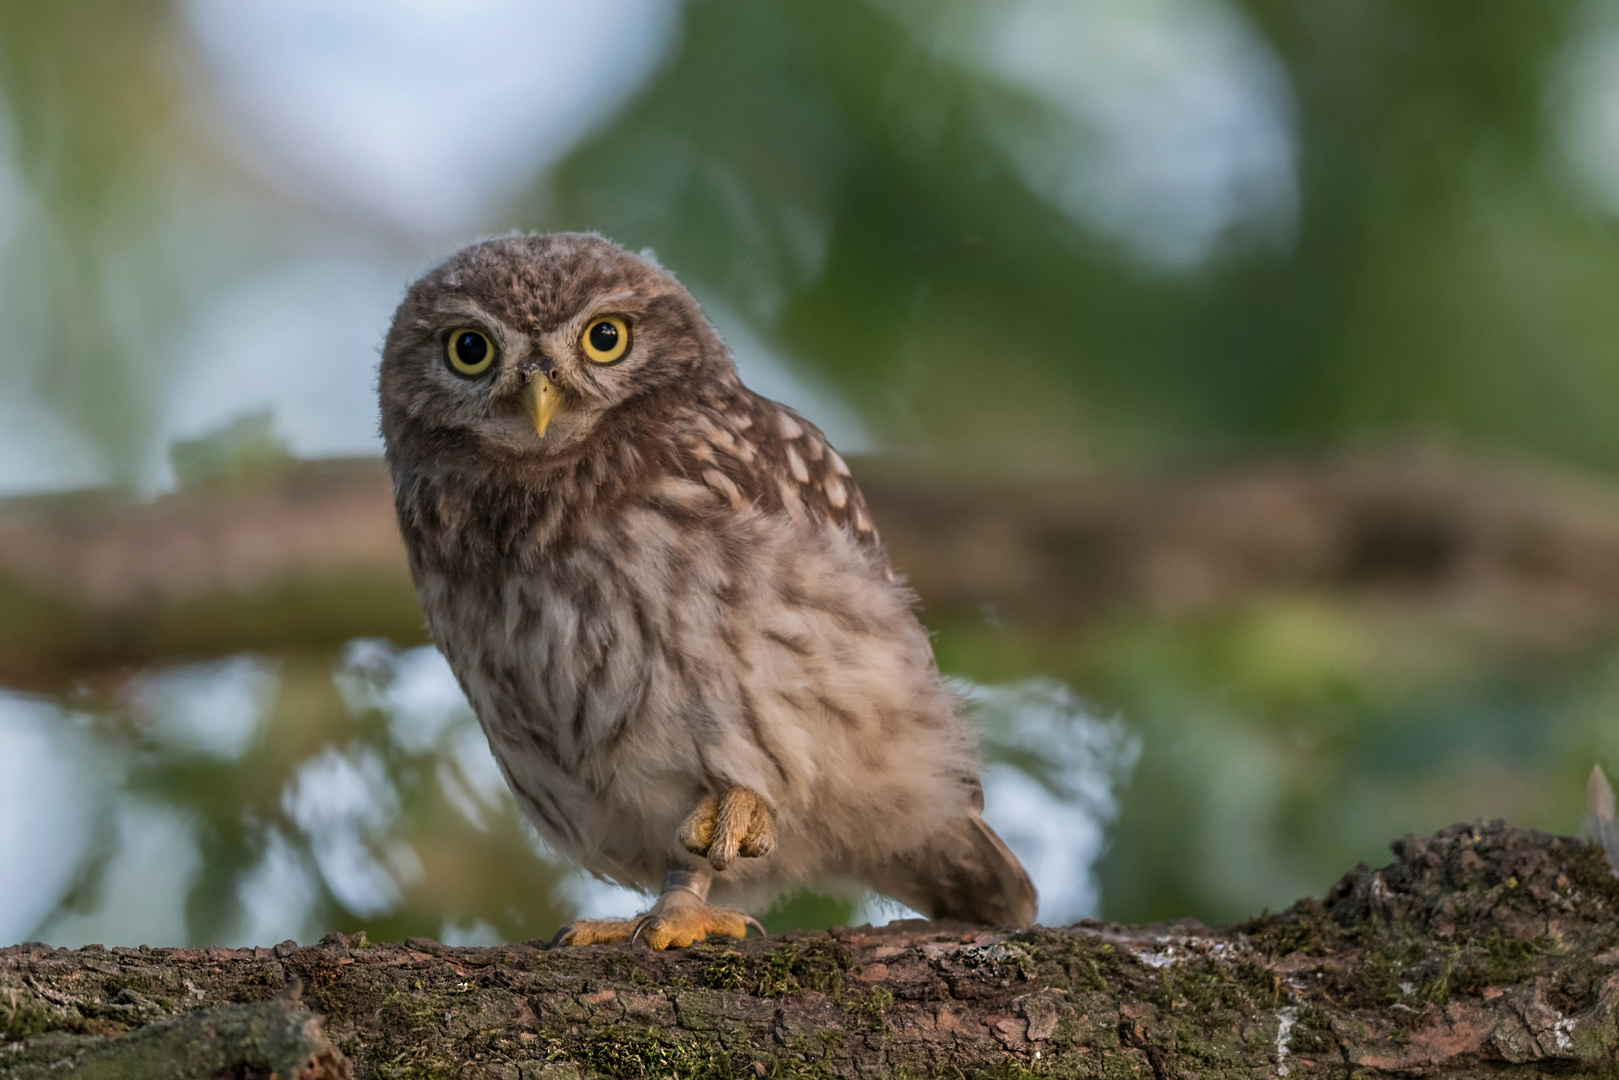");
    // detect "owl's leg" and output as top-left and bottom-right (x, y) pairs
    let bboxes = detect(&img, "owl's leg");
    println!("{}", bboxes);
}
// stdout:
(550, 869), (763, 949)
(676, 786), (775, 871)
